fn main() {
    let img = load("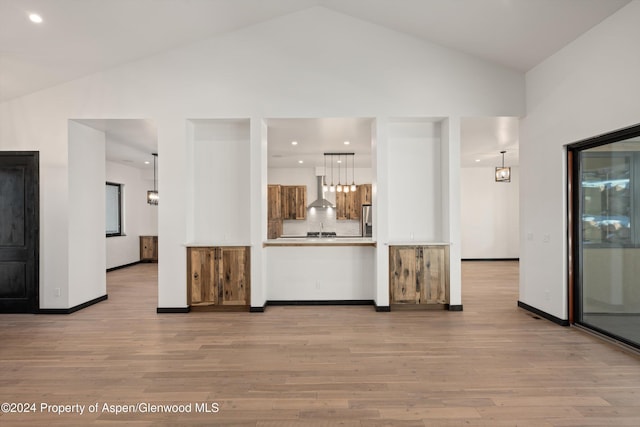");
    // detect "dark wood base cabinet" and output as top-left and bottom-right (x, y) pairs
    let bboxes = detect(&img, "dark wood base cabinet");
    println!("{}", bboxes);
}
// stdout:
(187, 246), (250, 310)
(139, 236), (158, 262)
(389, 245), (449, 306)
